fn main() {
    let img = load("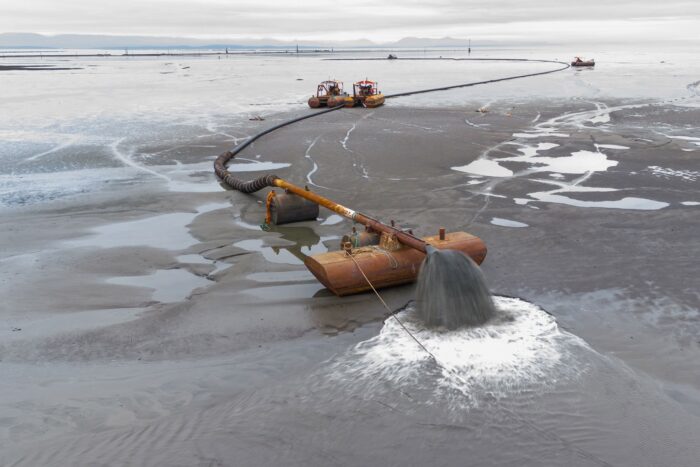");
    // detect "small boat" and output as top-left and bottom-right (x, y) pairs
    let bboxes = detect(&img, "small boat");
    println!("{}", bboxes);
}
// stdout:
(308, 80), (345, 108)
(344, 80), (385, 108)
(571, 57), (595, 67)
